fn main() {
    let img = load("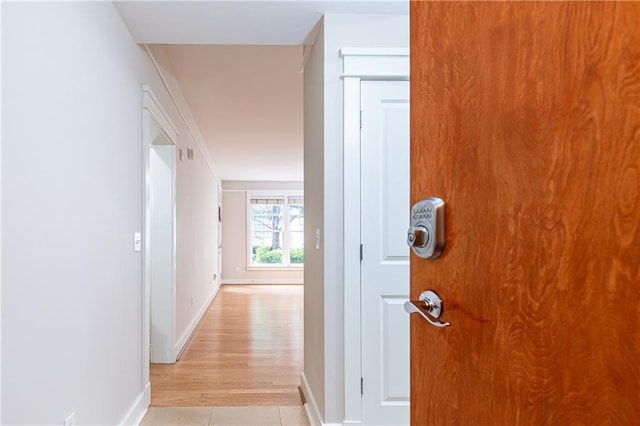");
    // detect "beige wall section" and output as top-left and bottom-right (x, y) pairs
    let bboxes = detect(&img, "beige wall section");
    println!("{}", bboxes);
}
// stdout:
(221, 181), (304, 284)
(302, 16), (326, 422)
